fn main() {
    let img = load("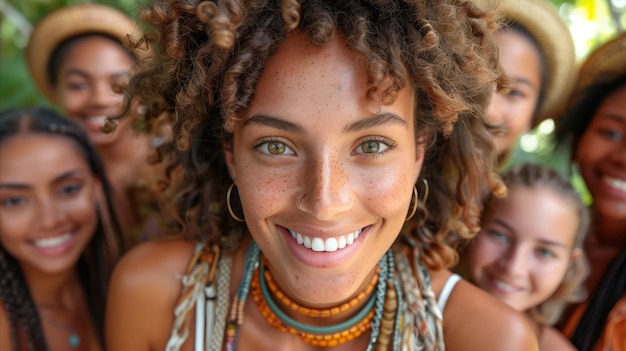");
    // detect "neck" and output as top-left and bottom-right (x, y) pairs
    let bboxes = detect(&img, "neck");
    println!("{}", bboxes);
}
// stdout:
(97, 127), (149, 180)
(22, 263), (81, 309)
(591, 214), (626, 250)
